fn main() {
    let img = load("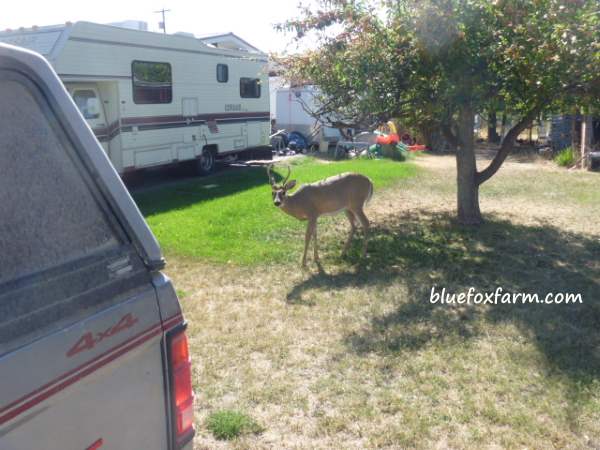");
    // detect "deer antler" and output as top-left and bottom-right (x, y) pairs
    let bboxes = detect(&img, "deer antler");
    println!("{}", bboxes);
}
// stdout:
(267, 164), (291, 186)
